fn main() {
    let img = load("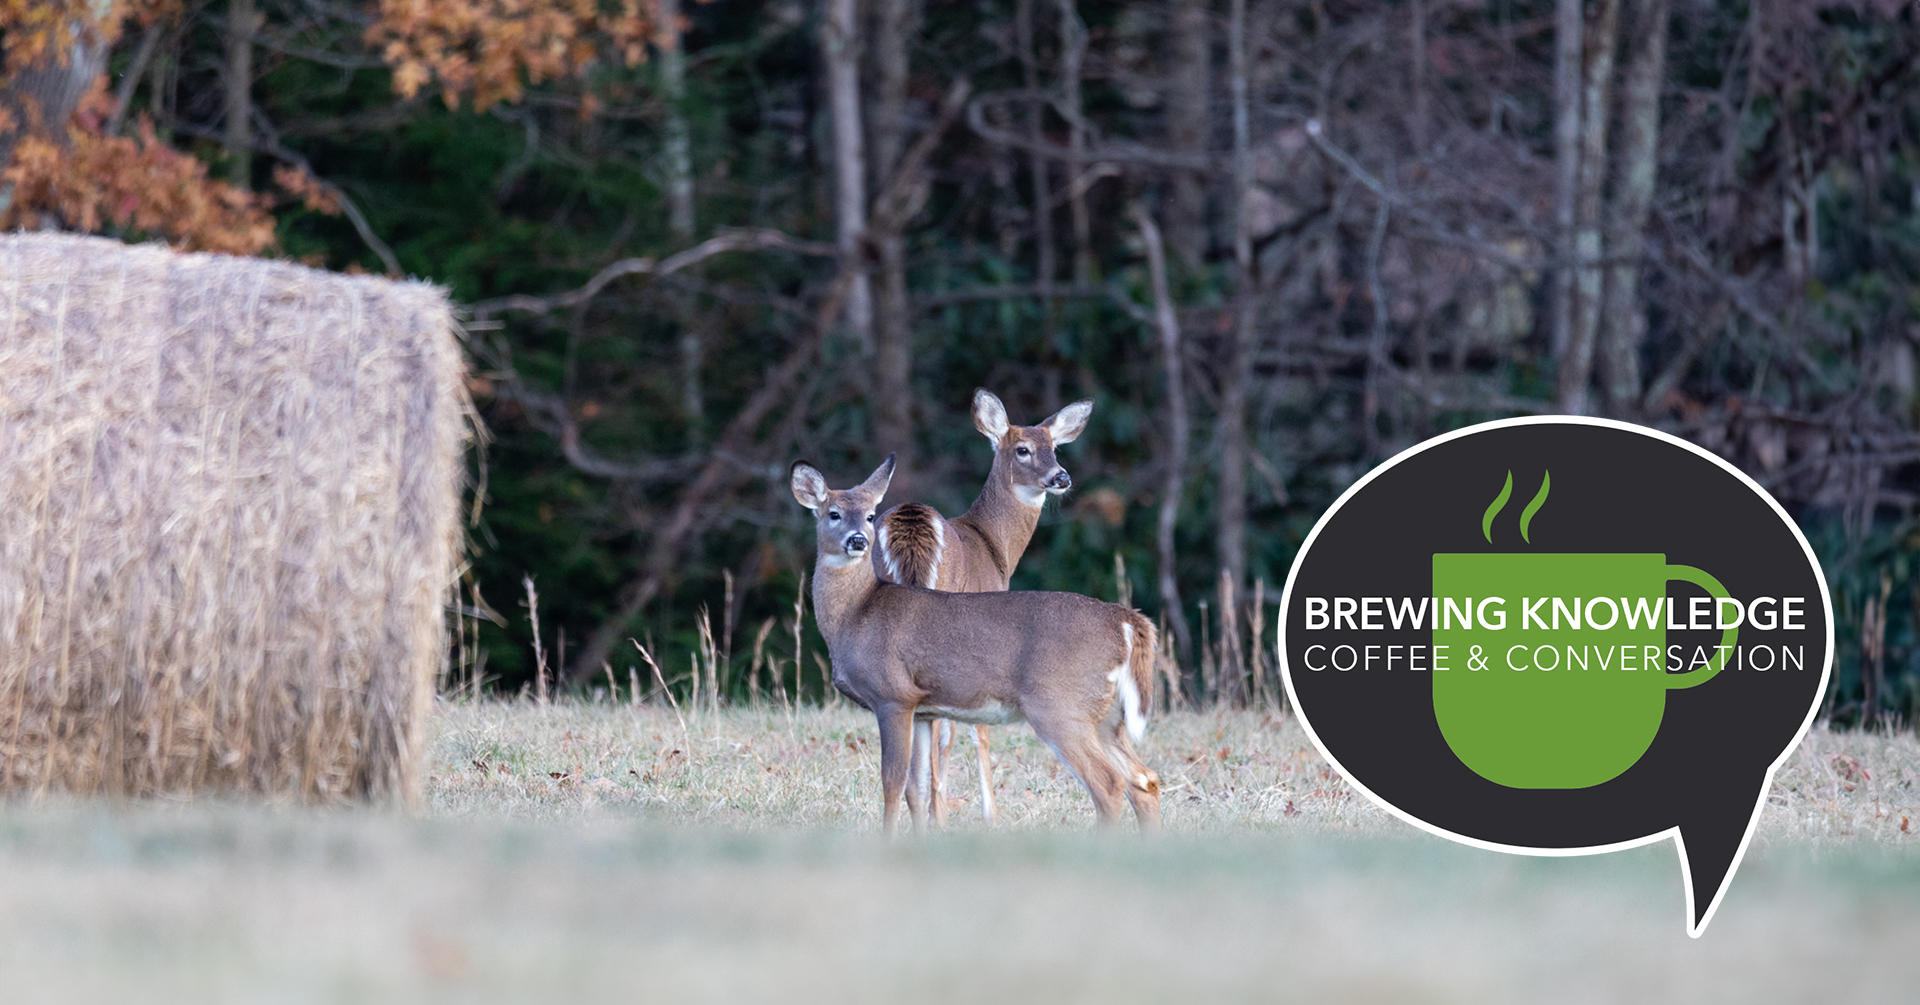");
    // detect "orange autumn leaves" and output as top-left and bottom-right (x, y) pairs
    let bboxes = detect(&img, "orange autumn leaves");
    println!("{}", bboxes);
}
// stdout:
(0, 82), (284, 255)
(0, 1), (279, 254)
(366, 0), (660, 112)
(0, 0), (663, 257)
